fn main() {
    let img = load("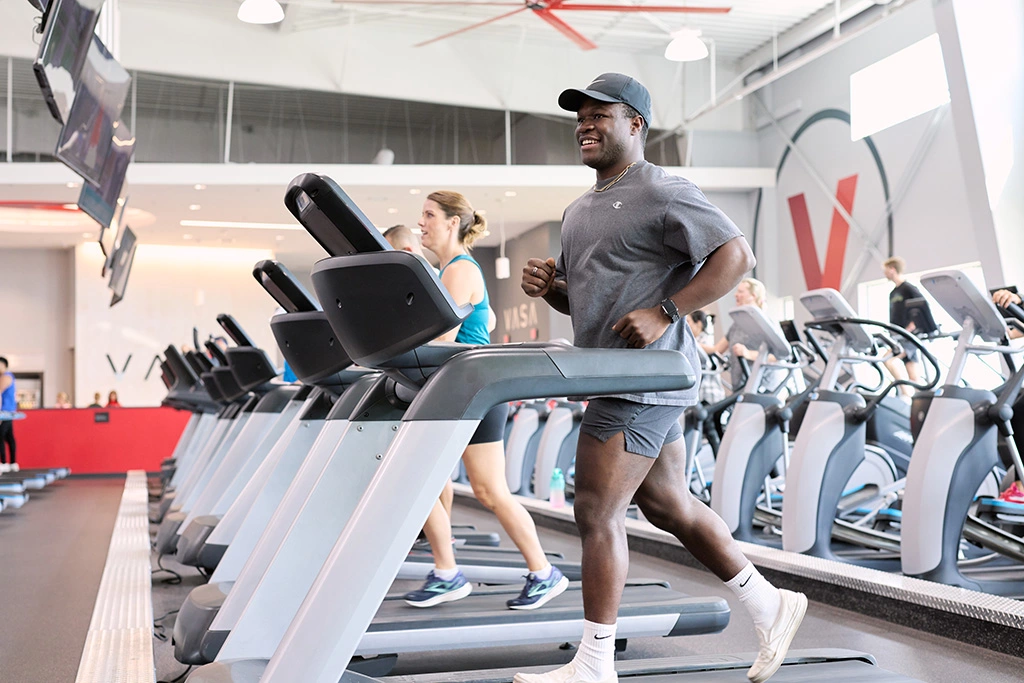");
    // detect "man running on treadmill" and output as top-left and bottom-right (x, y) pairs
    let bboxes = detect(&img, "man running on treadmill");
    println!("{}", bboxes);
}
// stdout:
(518, 74), (805, 683)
